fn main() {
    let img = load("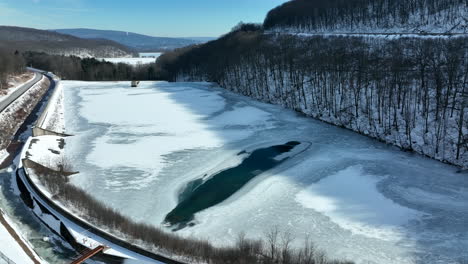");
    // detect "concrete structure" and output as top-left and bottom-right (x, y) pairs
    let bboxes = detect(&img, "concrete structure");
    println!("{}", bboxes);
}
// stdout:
(131, 80), (140, 87)
(31, 127), (72, 137)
